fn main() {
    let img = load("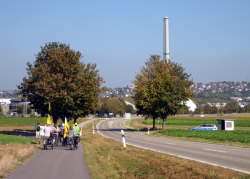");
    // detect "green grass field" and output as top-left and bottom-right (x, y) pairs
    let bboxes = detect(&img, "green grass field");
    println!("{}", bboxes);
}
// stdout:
(0, 116), (89, 127)
(0, 133), (36, 145)
(143, 117), (250, 127)
(0, 116), (47, 126)
(159, 129), (250, 143)
(227, 115), (250, 118)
